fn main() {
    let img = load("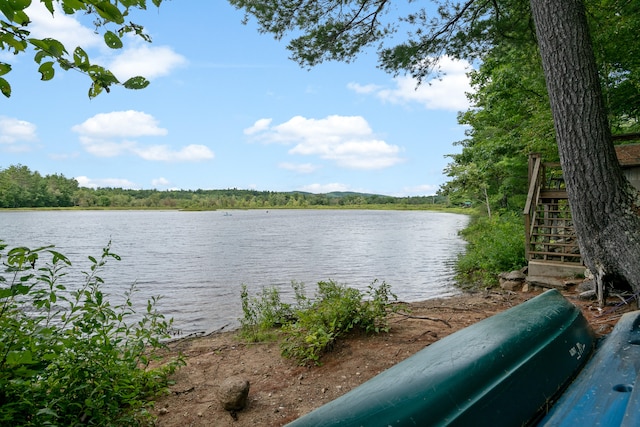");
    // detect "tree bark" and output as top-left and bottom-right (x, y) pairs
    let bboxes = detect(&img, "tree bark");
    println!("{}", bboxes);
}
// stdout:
(529, 0), (640, 304)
